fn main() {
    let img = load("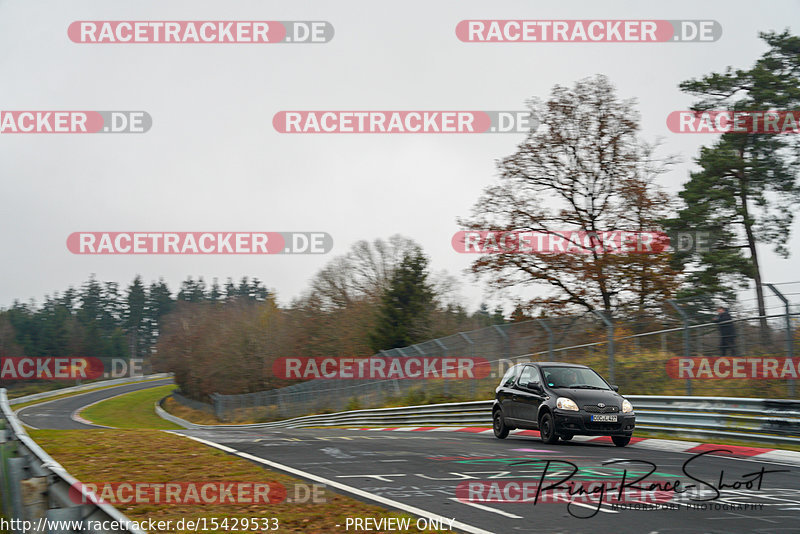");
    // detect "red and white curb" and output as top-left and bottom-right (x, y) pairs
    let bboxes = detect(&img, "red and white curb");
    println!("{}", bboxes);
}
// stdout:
(352, 426), (800, 466)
